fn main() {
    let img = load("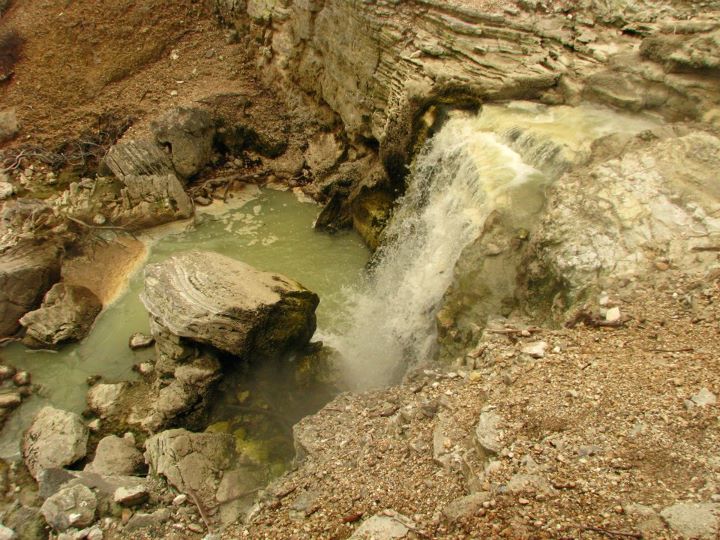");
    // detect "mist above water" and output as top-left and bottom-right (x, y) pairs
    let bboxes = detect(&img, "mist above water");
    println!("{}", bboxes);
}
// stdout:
(326, 102), (658, 390)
